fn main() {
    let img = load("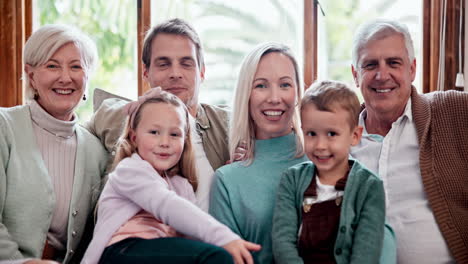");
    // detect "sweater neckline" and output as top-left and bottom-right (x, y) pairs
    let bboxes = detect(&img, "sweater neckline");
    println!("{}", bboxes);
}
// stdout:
(30, 100), (77, 139)
(254, 133), (299, 160)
